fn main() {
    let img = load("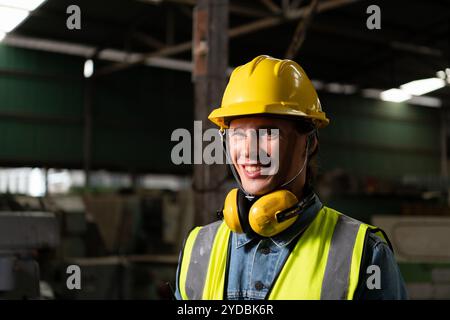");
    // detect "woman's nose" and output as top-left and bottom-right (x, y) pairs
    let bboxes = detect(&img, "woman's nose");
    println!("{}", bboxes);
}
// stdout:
(244, 131), (258, 163)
